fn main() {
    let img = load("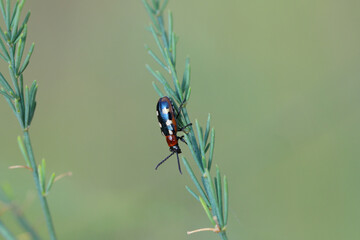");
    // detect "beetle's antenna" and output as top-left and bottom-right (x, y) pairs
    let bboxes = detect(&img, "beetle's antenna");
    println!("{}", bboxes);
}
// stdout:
(155, 151), (175, 170)
(178, 123), (192, 132)
(176, 152), (182, 174)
